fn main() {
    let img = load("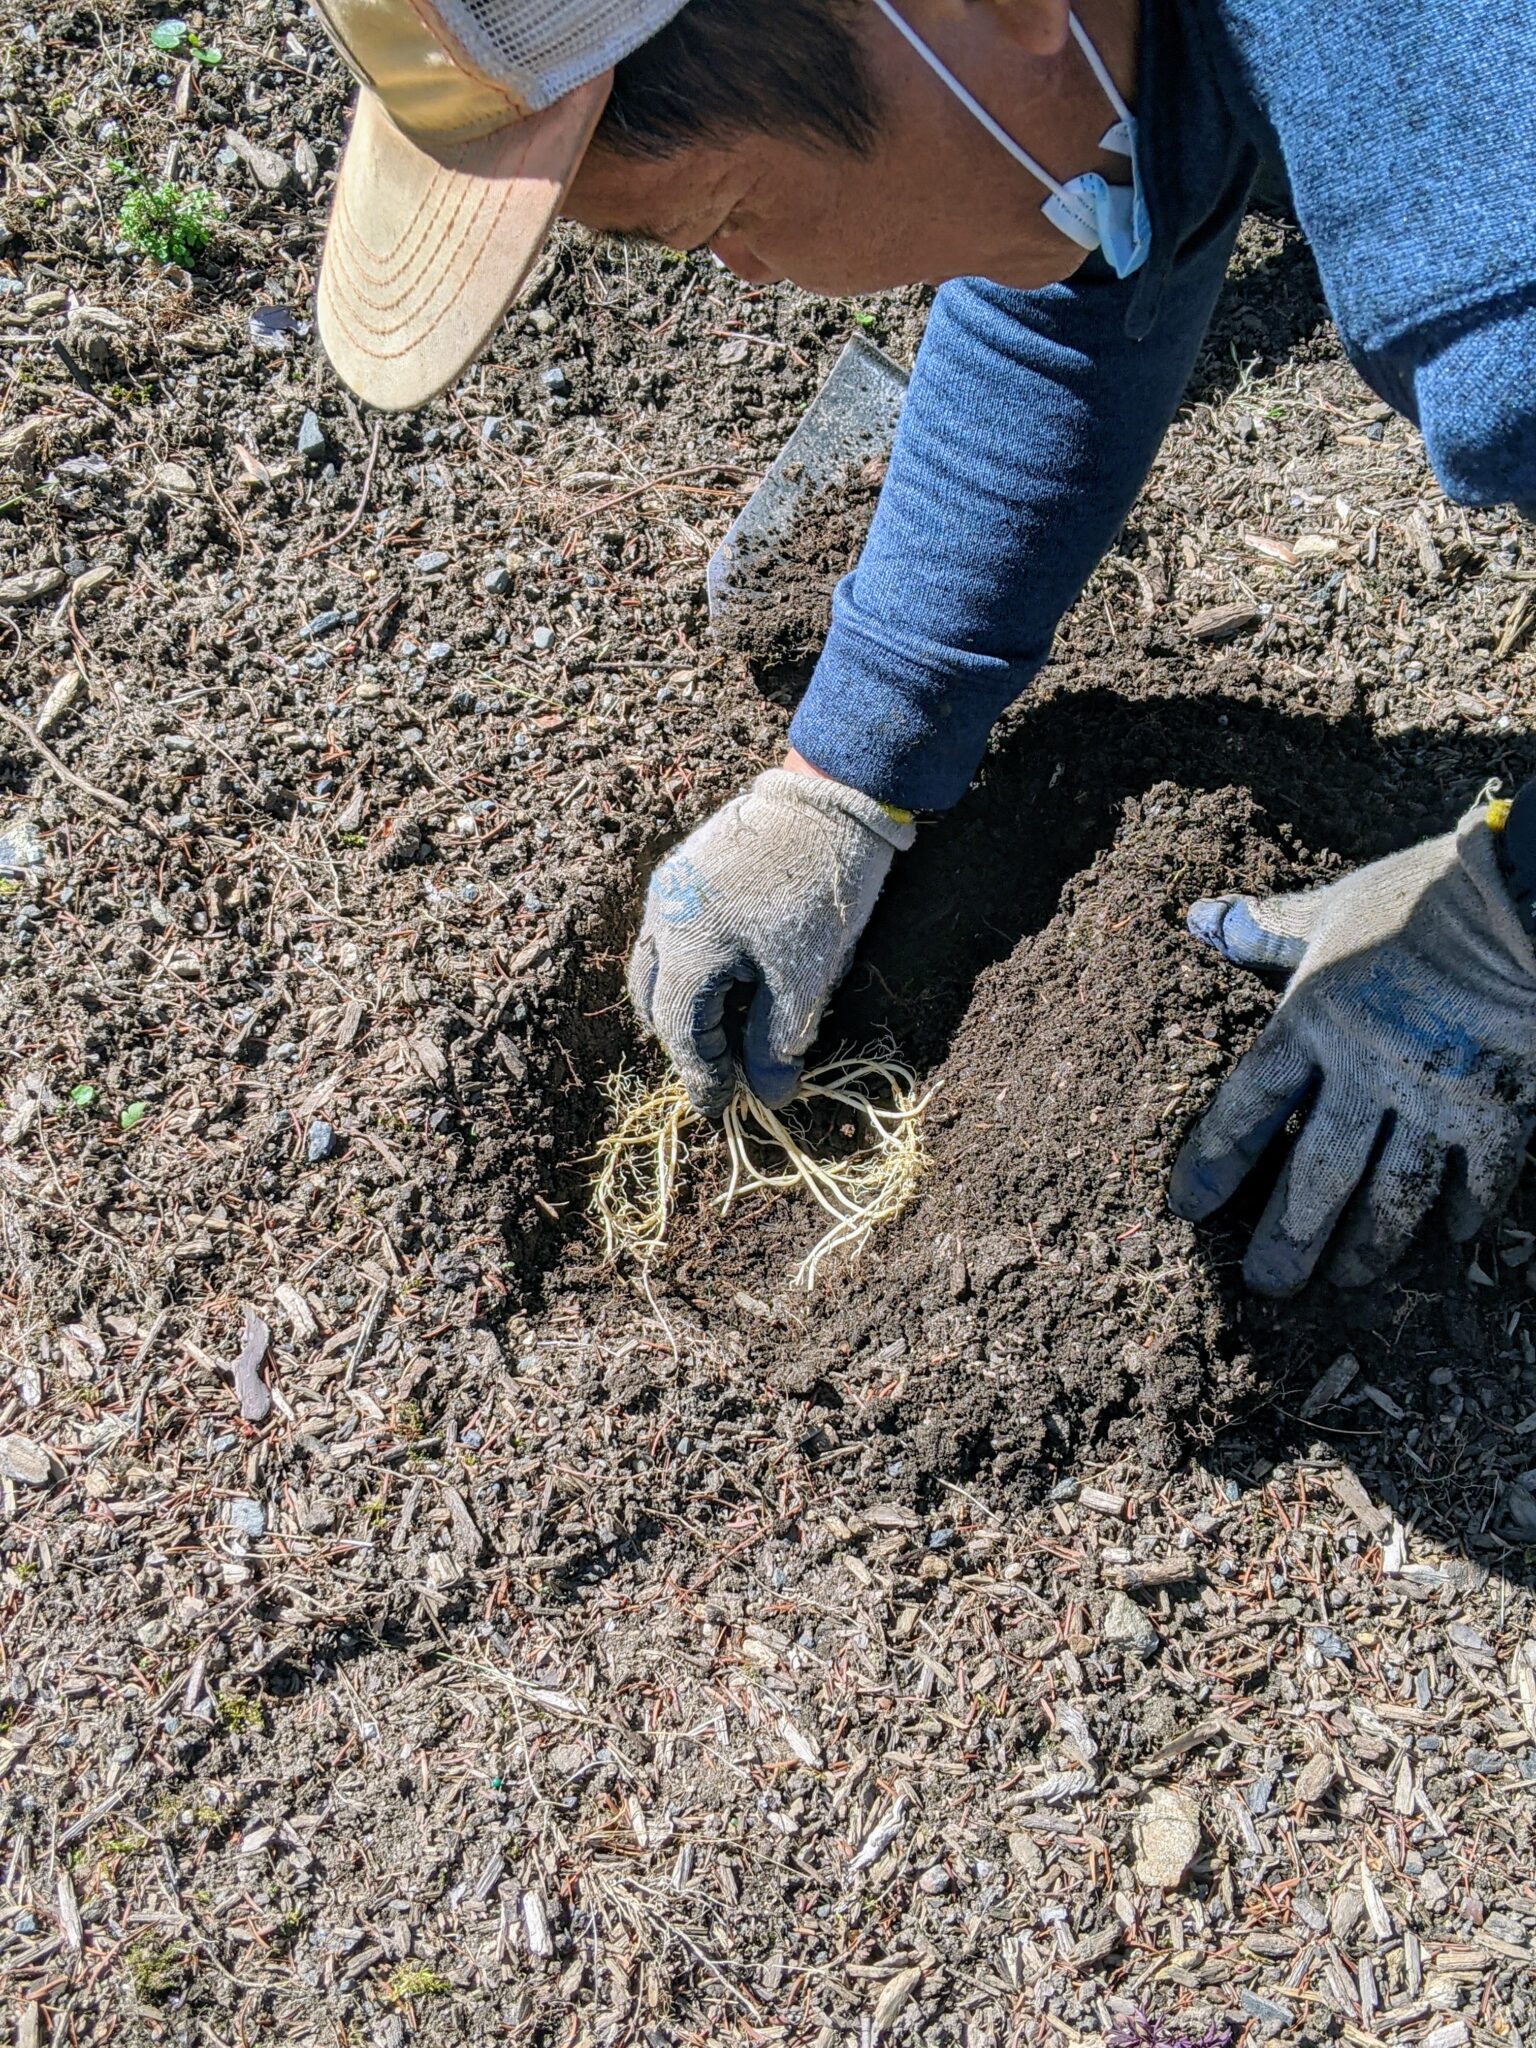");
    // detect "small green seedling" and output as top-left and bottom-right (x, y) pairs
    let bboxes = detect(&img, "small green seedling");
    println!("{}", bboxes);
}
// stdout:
(150, 18), (223, 63)
(117, 181), (219, 267)
(118, 1100), (147, 1131)
(69, 1083), (97, 1109)
(850, 308), (877, 329)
